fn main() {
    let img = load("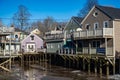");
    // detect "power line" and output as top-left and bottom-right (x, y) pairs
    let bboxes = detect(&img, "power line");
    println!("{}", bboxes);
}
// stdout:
(0, 17), (69, 21)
